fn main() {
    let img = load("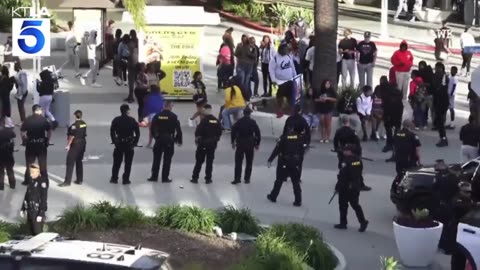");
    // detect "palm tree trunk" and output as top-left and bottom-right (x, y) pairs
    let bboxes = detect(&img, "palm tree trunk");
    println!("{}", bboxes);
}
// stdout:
(312, 0), (338, 89)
